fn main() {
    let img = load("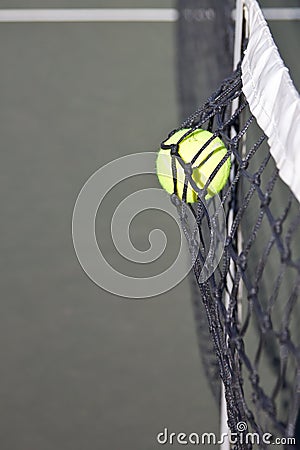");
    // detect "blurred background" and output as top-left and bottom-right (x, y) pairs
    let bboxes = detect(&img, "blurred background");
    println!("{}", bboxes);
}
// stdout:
(0, 1), (299, 449)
